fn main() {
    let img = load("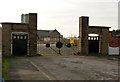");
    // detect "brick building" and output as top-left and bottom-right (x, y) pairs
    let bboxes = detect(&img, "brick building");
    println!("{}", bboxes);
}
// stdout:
(109, 31), (120, 55)
(1, 13), (37, 56)
(37, 29), (63, 44)
(109, 31), (120, 47)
